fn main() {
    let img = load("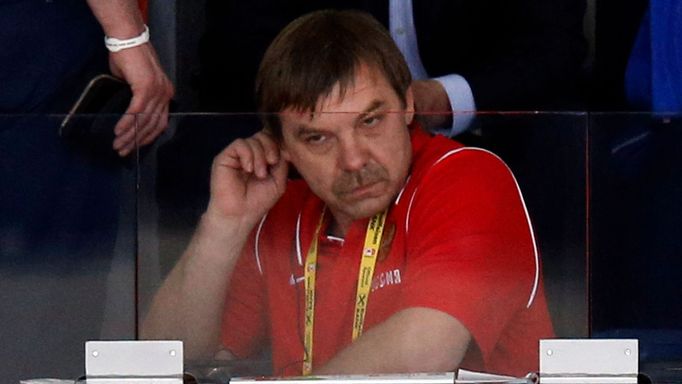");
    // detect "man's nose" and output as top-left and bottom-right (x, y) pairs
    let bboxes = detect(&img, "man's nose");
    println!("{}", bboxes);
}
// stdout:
(338, 136), (369, 172)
